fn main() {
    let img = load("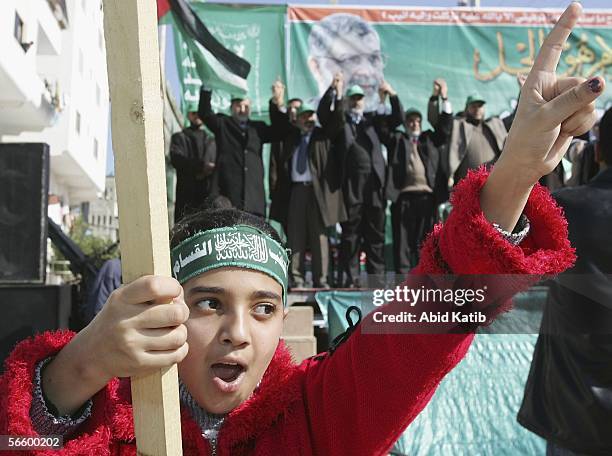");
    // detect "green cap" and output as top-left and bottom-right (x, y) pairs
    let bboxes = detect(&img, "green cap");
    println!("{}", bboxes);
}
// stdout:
(465, 93), (486, 106)
(297, 103), (316, 116)
(404, 107), (422, 119)
(346, 85), (365, 98)
(230, 94), (246, 103)
(185, 102), (199, 113)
